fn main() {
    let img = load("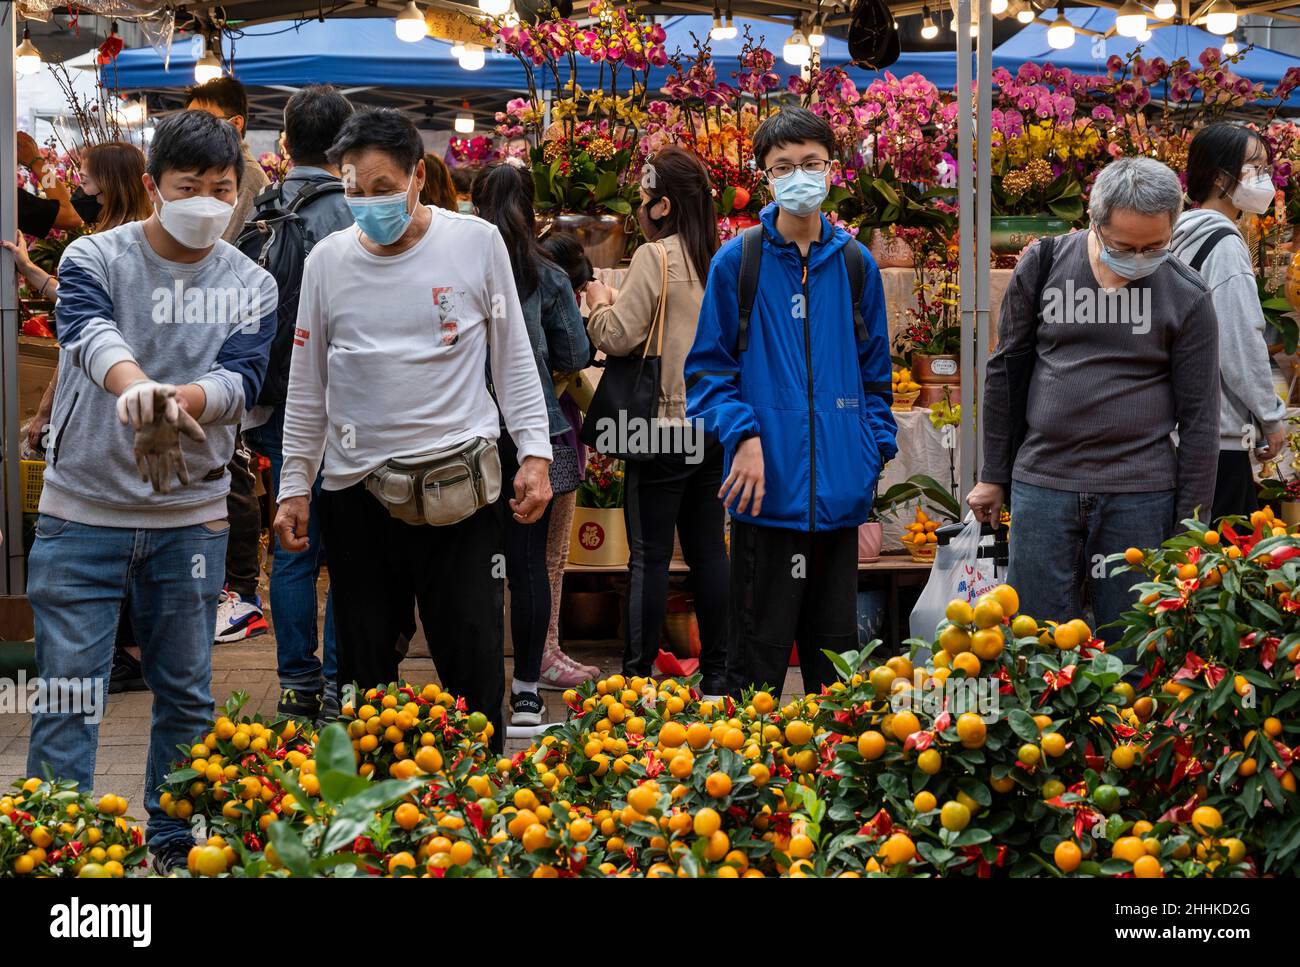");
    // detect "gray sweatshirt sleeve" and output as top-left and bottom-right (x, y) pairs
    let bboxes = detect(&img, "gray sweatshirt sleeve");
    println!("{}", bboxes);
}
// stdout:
(1171, 291), (1221, 524)
(1213, 270), (1287, 436)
